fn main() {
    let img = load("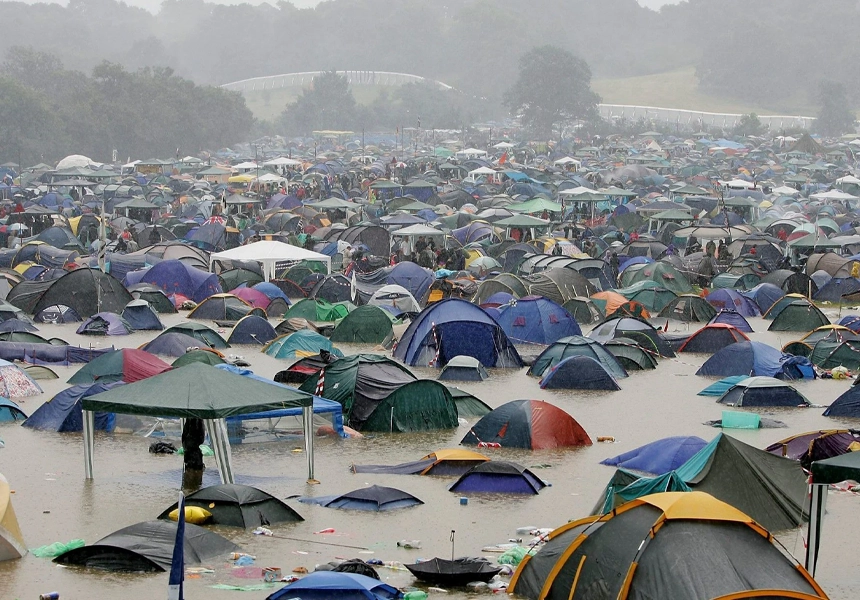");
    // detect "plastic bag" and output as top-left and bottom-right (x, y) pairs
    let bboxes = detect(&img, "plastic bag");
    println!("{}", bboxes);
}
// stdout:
(31, 539), (86, 558)
(497, 545), (534, 566)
